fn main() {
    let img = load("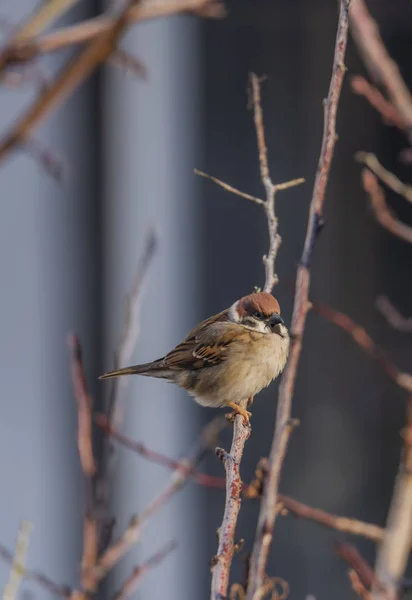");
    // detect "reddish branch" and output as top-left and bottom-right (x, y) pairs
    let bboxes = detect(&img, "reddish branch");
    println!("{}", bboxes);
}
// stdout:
(351, 75), (406, 131)
(210, 423), (251, 598)
(246, 3), (350, 597)
(335, 542), (380, 593)
(99, 413), (386, 543)
(361, 169), (412, 245)
(87, 417), (226, 590)
(312, 301), (412, 394)
(349, 0), (412, 147)
(113, 540), (177, 600)
(0, 0), (223, 169)
(67, 334), (98, 589)
(96, 412), (225, 489)
(0, 0), (224, 68)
